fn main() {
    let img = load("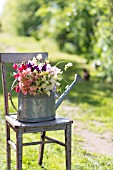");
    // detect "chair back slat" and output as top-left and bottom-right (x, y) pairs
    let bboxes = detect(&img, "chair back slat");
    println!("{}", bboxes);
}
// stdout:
(0, 52), (48, 116)
(1, 63), (9, 115)
(0, 52), (48, 63)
